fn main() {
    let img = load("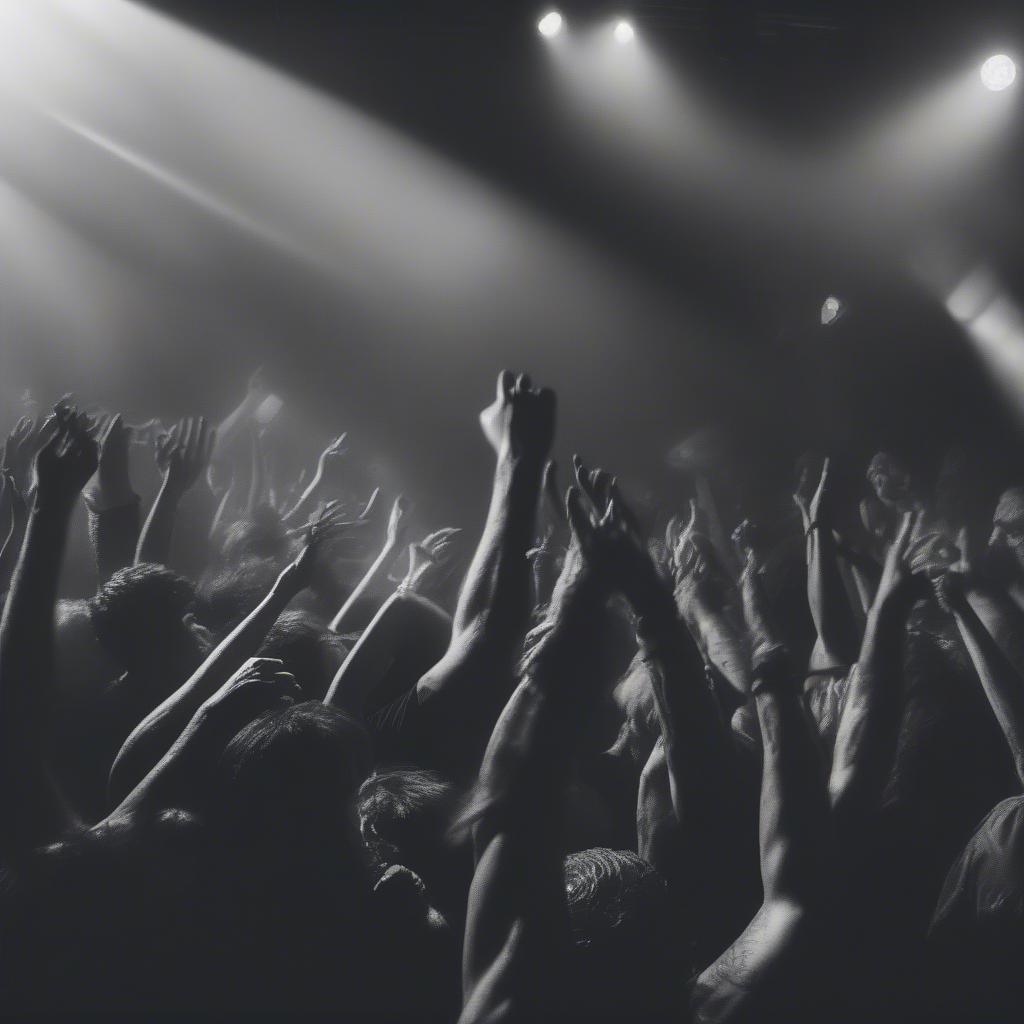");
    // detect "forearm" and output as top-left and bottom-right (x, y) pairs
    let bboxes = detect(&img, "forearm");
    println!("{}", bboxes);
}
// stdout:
(324, 590), (403, 714)
(329, 540), (401, 633)
(643, 593), (738, 827)
(451, 453), (541, 643)
(108, 578), (294, 804)
(0, 503), (76, 850)
(87, 498), (141, 583)
(952, 592), (1024, 784)
(753, 650), (830, 903)
(281, 472), (323, 524)
(827, 595), (905, 830)
(806, 526), (861, 667)
(0, 512), (26, 594)
(135, 476), (182, 566)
